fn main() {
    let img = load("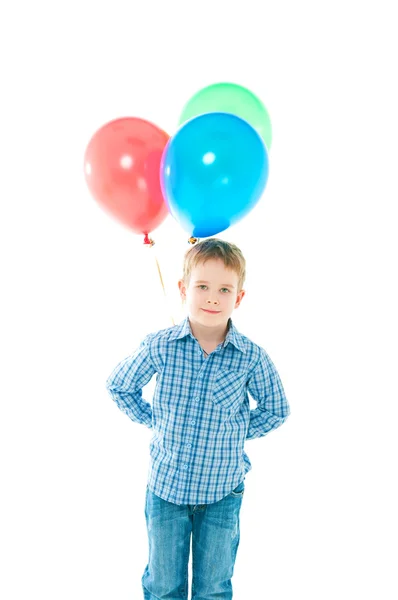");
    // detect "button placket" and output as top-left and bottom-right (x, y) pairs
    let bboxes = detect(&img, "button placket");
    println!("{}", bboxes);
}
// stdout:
(182, 357), (206, 475)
